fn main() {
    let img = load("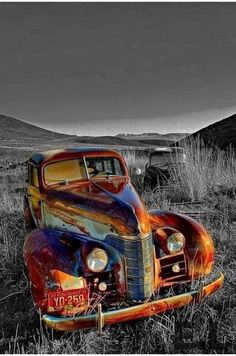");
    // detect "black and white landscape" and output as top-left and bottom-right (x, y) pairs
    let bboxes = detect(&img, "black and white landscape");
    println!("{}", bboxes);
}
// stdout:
(0, 2), (236, 354)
